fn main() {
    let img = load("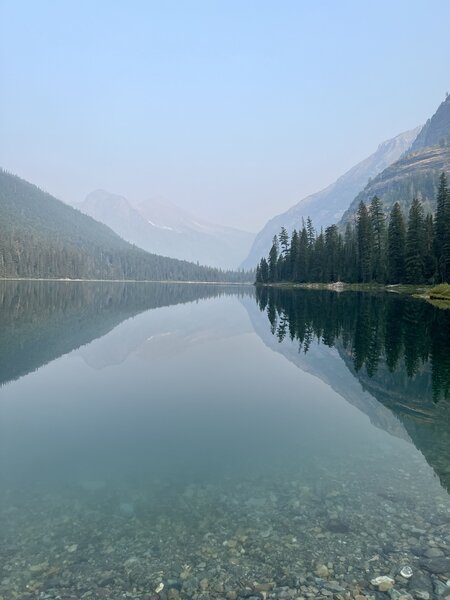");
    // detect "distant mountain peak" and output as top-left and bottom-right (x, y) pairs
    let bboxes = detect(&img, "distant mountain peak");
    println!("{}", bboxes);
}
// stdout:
(78, 190), (254, 269)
